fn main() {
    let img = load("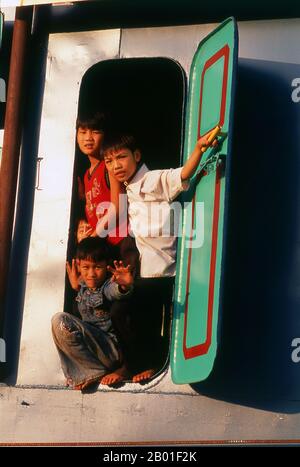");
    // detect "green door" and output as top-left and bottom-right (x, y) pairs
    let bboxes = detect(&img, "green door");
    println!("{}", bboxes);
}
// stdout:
(171, 17), (238, 384)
